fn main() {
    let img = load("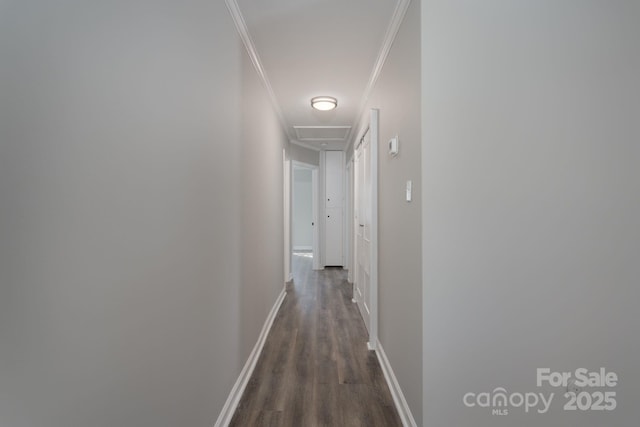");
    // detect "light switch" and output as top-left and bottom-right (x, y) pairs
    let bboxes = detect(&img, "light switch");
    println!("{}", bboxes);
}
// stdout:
(406, 180), (412, 202)
(388, 136), (399, 157)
